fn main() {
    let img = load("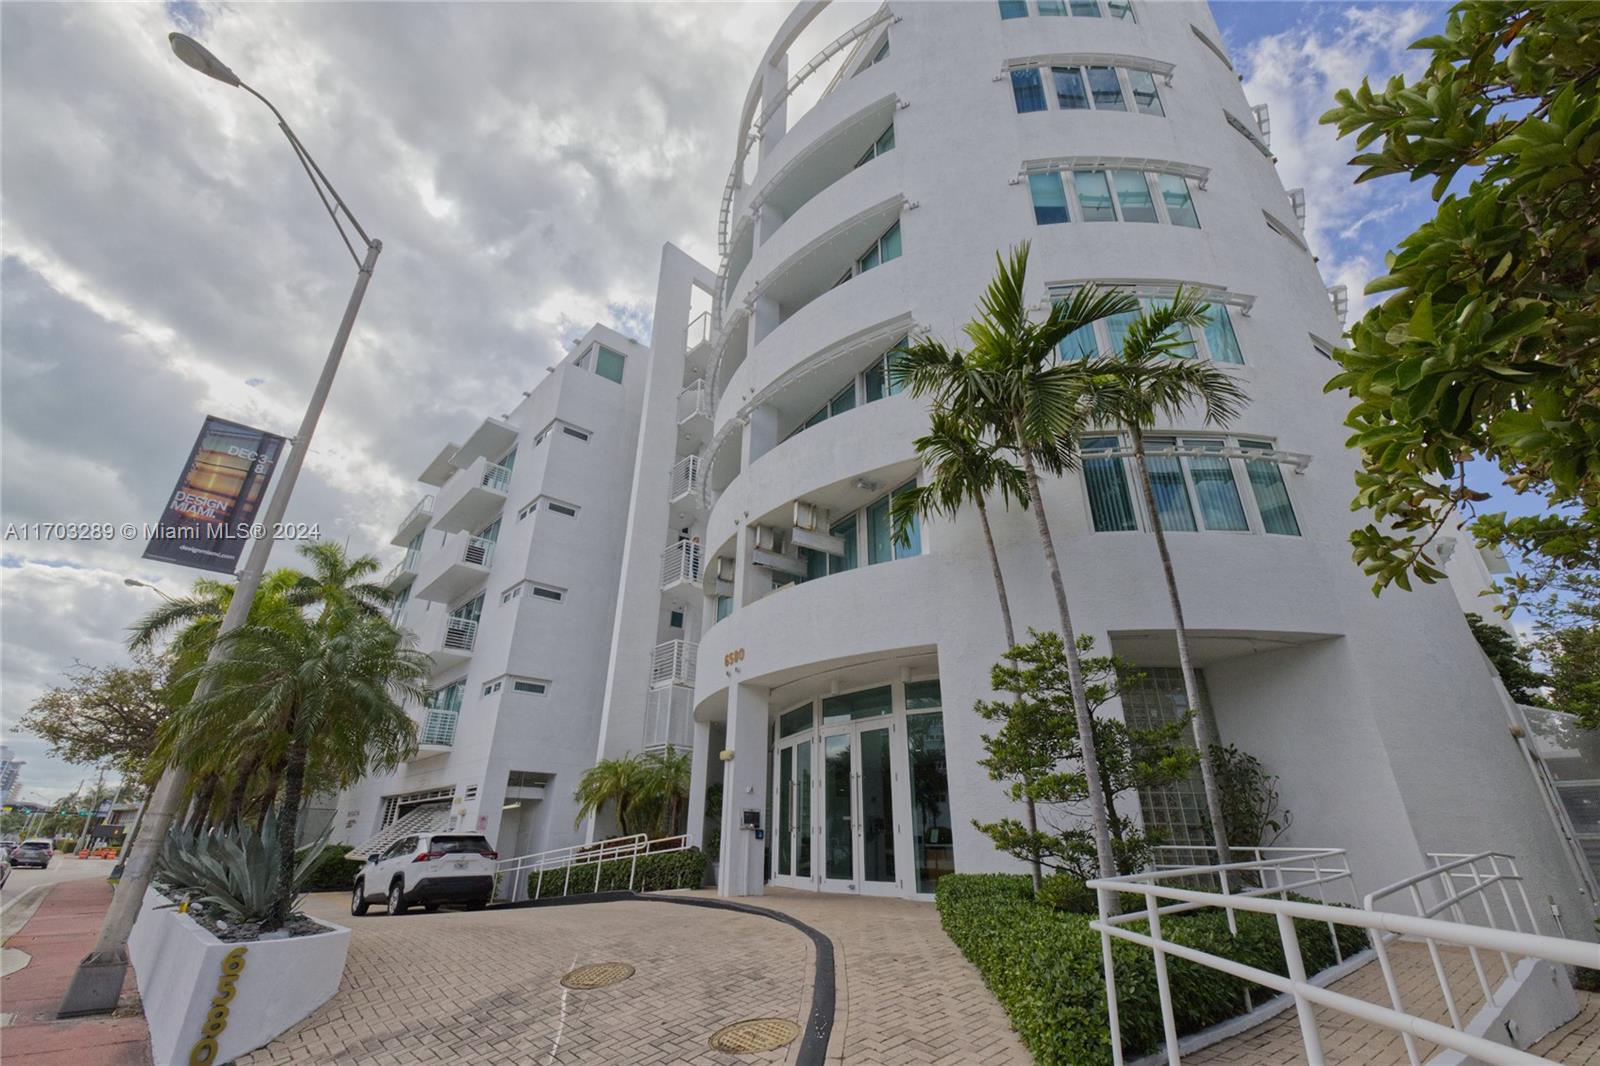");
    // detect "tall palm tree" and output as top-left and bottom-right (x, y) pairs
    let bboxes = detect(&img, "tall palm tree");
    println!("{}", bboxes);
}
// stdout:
(185, 608), (427, 928)
(889, 405), (1047, 889)
(574, 755), (649, 837)
(897, 243), (1140, 884)
(291, 540), (393, 622)
(1081, 289), (1249, 867)
(639, 746), (693, 837)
